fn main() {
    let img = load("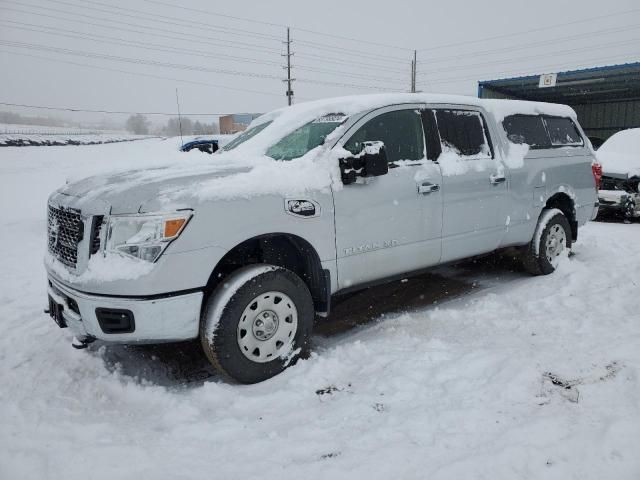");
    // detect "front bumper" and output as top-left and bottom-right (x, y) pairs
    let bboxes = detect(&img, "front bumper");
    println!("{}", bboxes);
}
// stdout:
(598, 190), (640, 217)
(47, 275), (203, 343)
